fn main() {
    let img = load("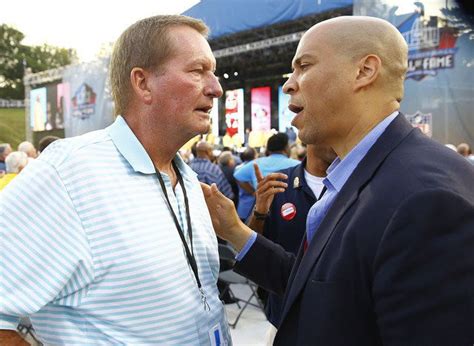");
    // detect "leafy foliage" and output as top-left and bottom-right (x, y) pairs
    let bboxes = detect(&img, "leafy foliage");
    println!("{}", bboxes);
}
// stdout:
(0, 24), (77, 100)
